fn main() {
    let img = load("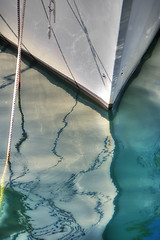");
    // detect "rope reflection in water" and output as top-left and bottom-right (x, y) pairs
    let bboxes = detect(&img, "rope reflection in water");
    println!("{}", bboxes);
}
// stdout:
(0, 39), (117, 240)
